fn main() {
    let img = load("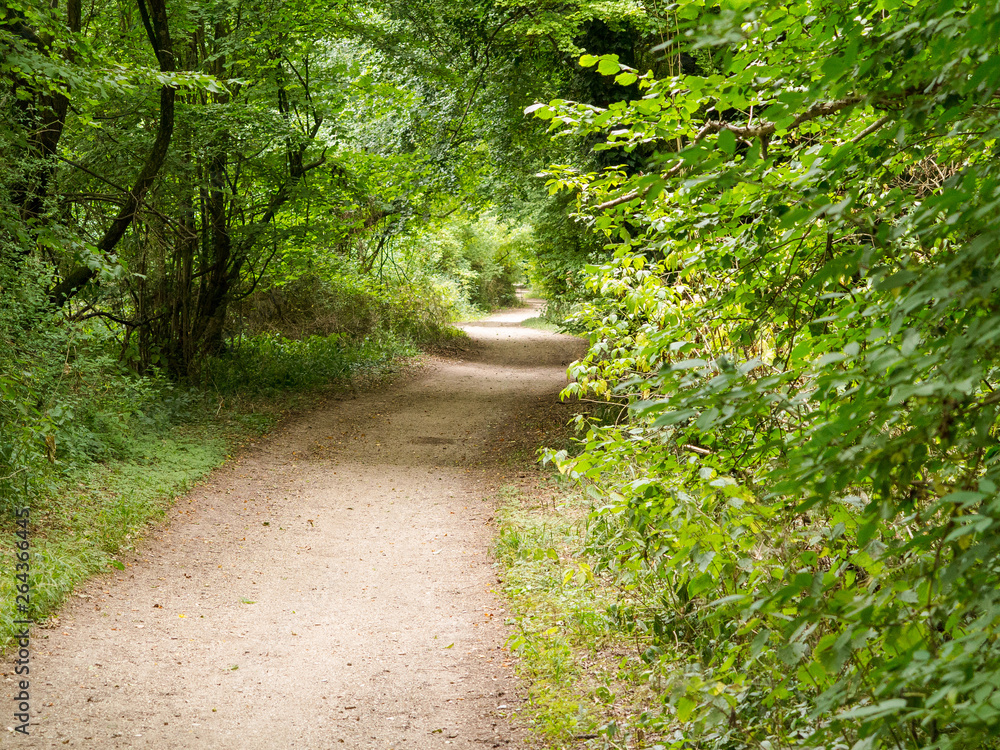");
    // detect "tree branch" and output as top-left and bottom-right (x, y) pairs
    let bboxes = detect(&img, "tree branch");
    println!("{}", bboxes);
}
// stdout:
(852, 114), (892, 144)
(695, 96), (864, 142)
(592, 162), (683, 211)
